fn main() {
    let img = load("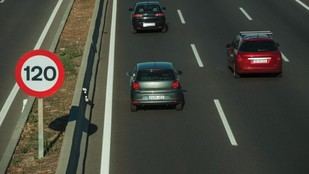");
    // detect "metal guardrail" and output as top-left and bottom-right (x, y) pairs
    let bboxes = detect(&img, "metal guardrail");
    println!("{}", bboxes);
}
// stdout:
(56, 0), (109, 173)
